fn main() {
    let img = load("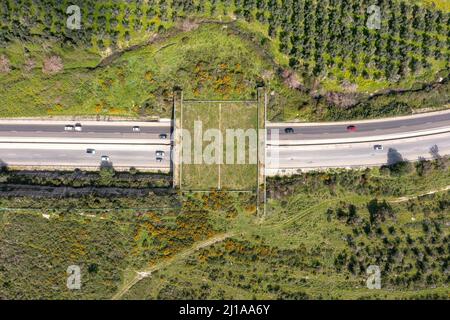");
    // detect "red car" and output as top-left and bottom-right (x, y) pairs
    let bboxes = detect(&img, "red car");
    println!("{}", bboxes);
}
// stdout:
(346, 125), (357, 132)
